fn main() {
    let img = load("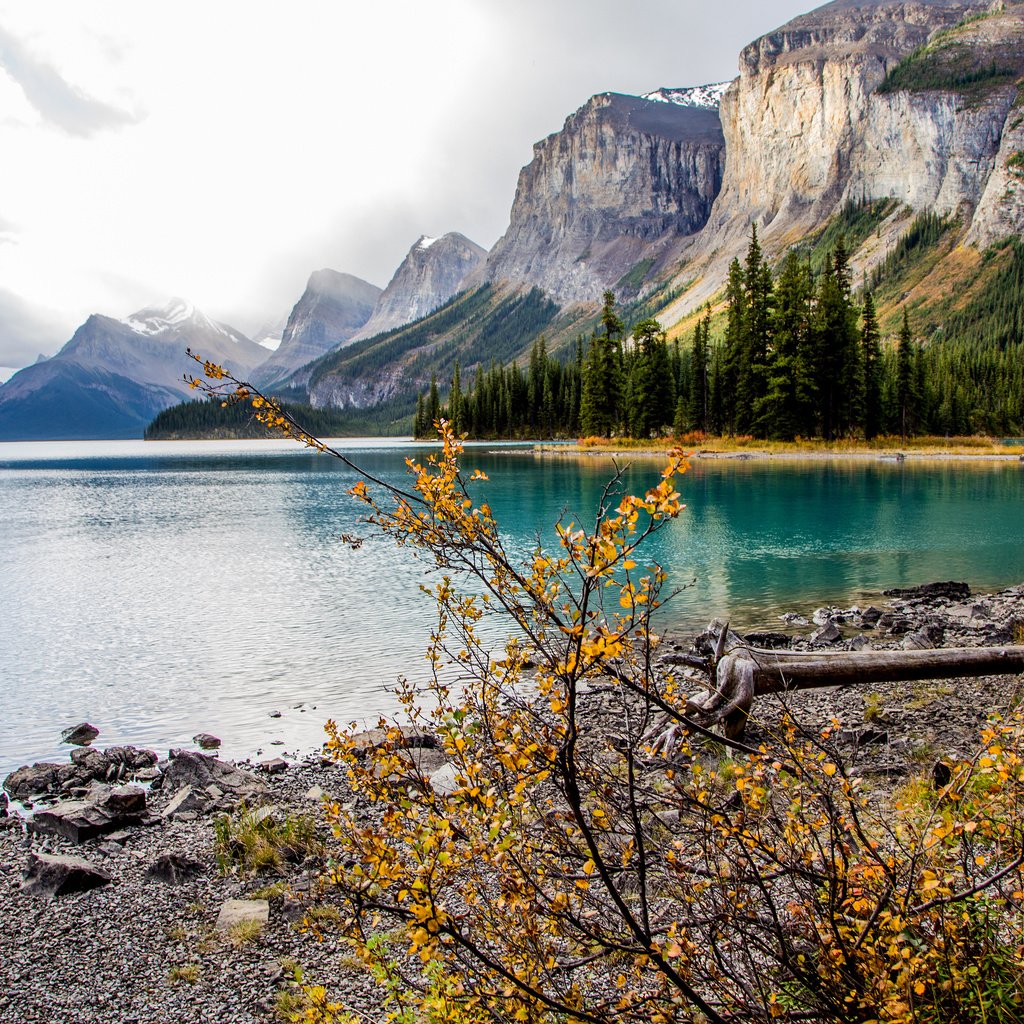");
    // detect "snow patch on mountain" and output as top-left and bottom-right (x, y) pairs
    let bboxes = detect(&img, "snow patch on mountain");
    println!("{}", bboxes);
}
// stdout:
(121, 297), (240, 342)
(416, 235), (438, 250)
(642, 83), (730, 110)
